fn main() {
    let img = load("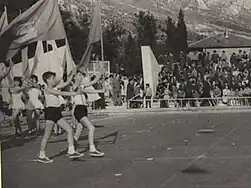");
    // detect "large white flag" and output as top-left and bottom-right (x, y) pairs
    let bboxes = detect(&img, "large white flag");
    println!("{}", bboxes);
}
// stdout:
(141, 46), (161, 97)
